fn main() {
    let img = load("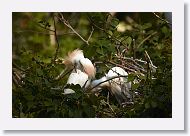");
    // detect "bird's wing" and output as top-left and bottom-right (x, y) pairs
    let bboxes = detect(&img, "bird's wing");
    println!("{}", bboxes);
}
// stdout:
(67, 69), (89, 87)
(110, 83), (132, 106)
(64, 69), (89, 94)
(107, 67), (128, 83)
(106, 67), (132, 105)
(110, 83), (127, 104)
(108, 67), (128, 76)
